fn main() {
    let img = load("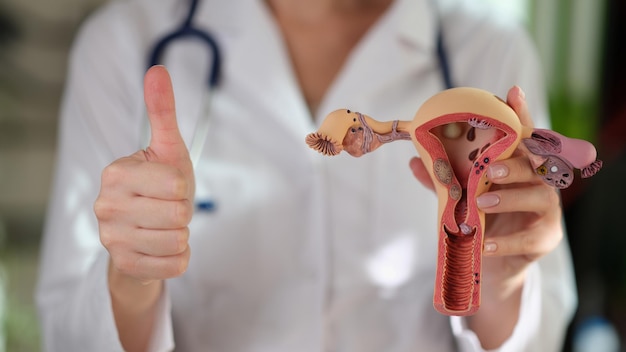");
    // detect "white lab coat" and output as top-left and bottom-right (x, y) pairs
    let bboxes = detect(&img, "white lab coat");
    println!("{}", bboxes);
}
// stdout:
(36, 0), (577, 351)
